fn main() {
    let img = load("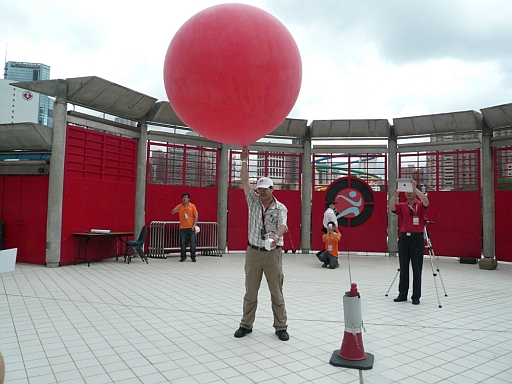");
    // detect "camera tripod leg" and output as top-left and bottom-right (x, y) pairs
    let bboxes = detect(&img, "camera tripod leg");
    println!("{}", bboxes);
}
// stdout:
(429, 247), (448, 297)
(424, 227), (448, 308)
(385, 268), (400, 297)
(425, 230), (448, 297)
(424, 225), (447, 308)
(428, 253), (443, 308)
